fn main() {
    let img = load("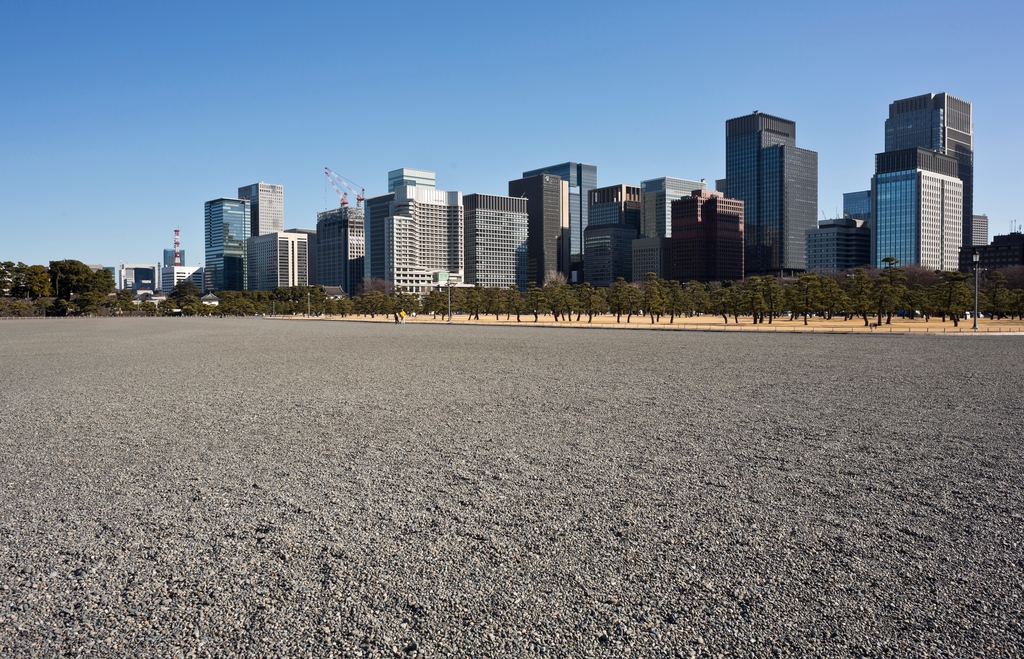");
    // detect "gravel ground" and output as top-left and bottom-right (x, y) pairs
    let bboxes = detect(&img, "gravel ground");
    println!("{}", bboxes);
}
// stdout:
(1, 318), (1022, 658)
